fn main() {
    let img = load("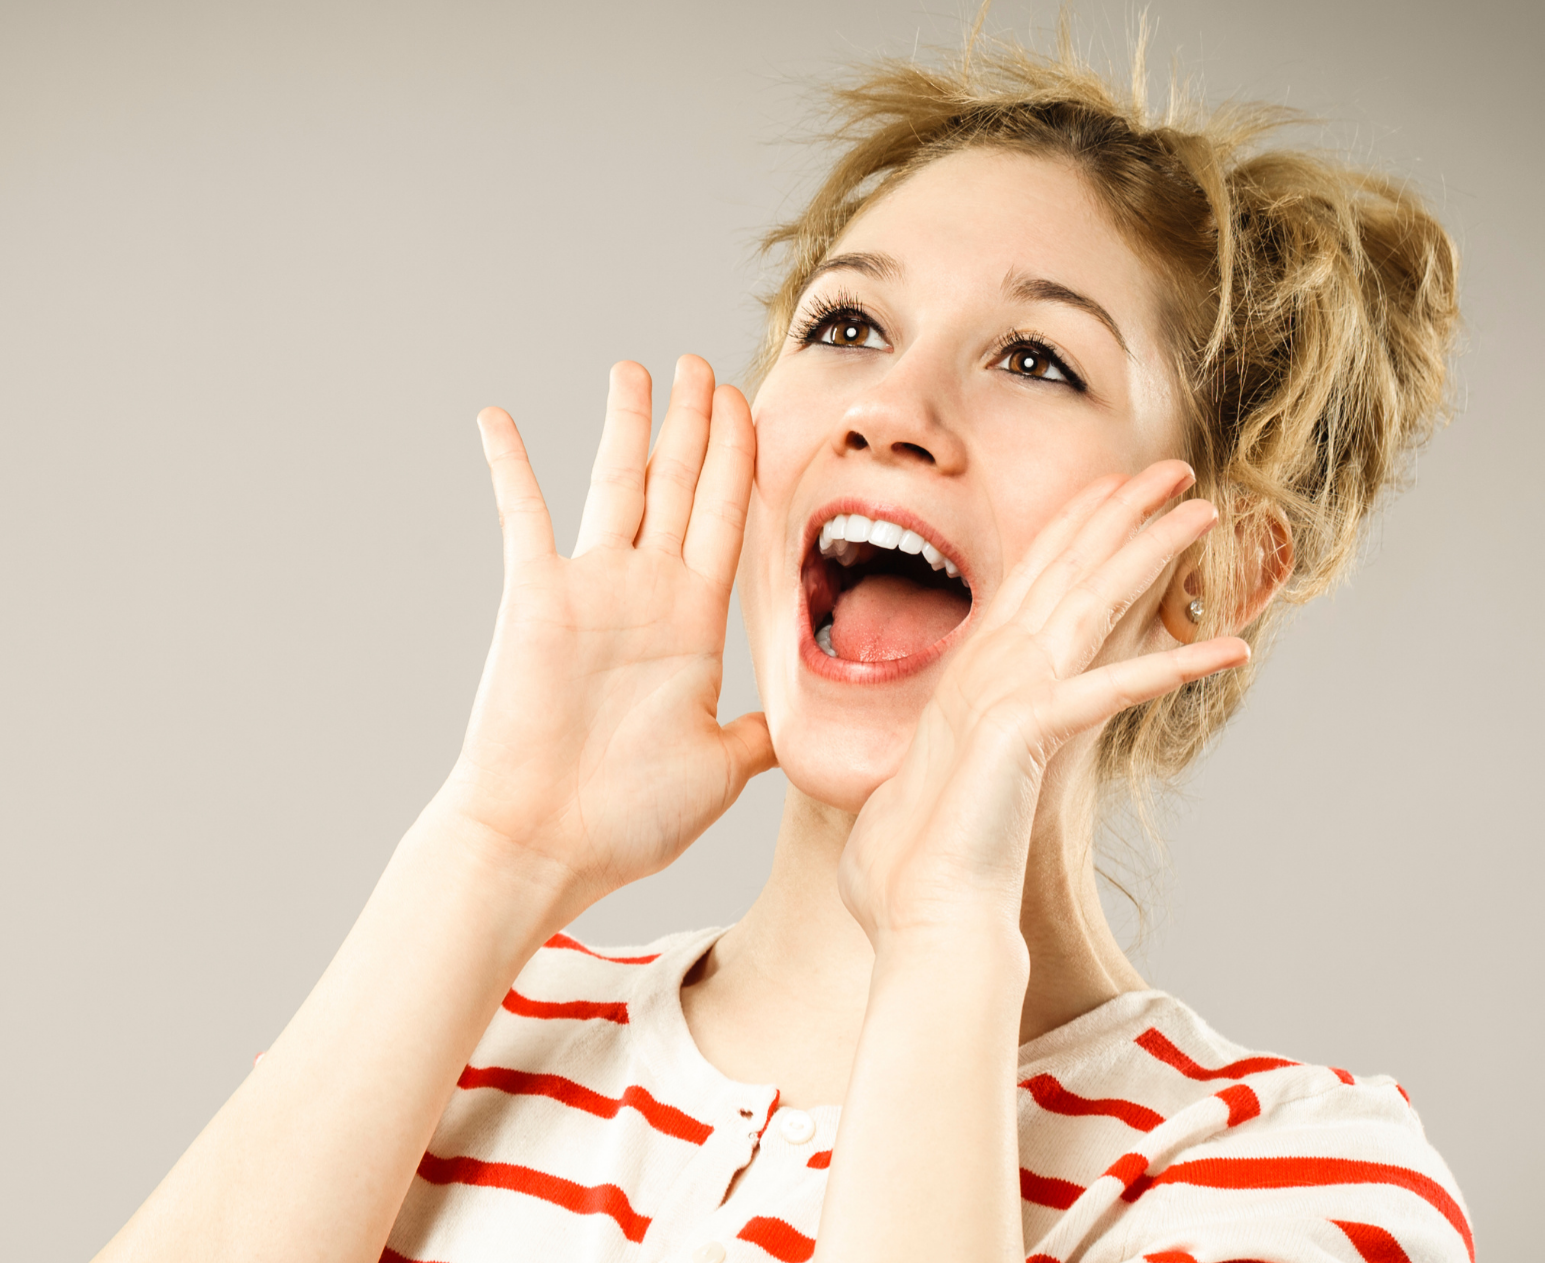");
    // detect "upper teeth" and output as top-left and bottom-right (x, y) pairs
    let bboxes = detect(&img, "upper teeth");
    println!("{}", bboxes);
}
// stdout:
(819, 514), (960, 578)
